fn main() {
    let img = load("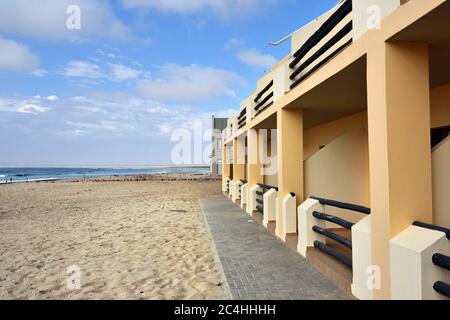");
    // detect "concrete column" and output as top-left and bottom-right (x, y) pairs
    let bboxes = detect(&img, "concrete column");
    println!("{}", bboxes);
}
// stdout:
(367, 42), (433, 299)
(222, 142), (232, 193)
(232, 136), (246, 201)
(276, 108), (304, 240)
(246, 128), (262, 215)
